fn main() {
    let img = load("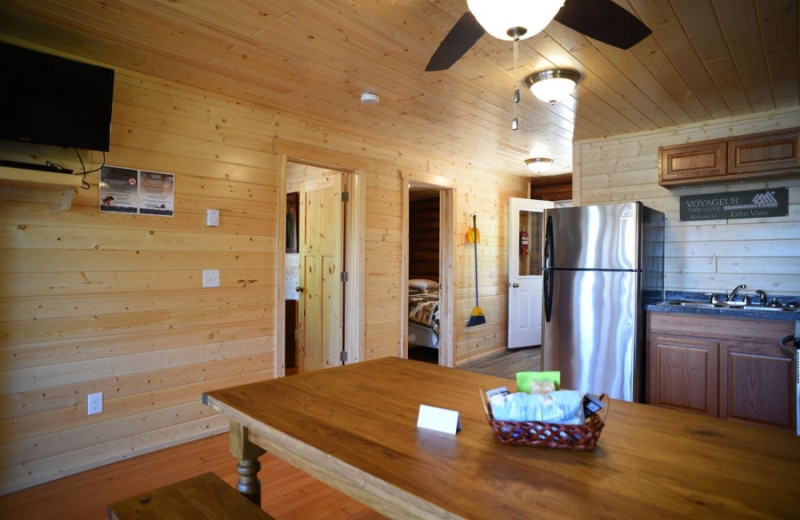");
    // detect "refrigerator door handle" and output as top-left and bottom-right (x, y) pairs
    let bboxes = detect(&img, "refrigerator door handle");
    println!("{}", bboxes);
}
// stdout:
(543, 215), (554, 322)
(544, 268), (553, 323)
(544, 214), (554, 269)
